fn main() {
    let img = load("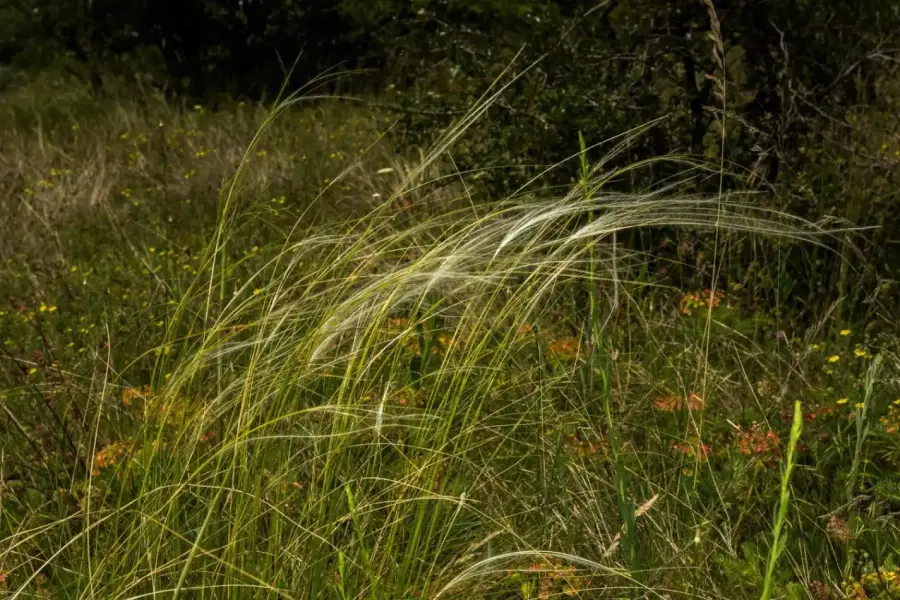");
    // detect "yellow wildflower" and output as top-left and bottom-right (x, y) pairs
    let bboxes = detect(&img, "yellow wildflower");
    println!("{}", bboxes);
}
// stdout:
(840, 329), (851, 336)
(853, 347), (869, 358)
(253, 288), (262, 296)
(828, 355), (841, 363)
(836, 398), (849, 405)
(854, 402), (865, 409)
(808, 343), (820, 351)
(28, 367), (38, 375)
